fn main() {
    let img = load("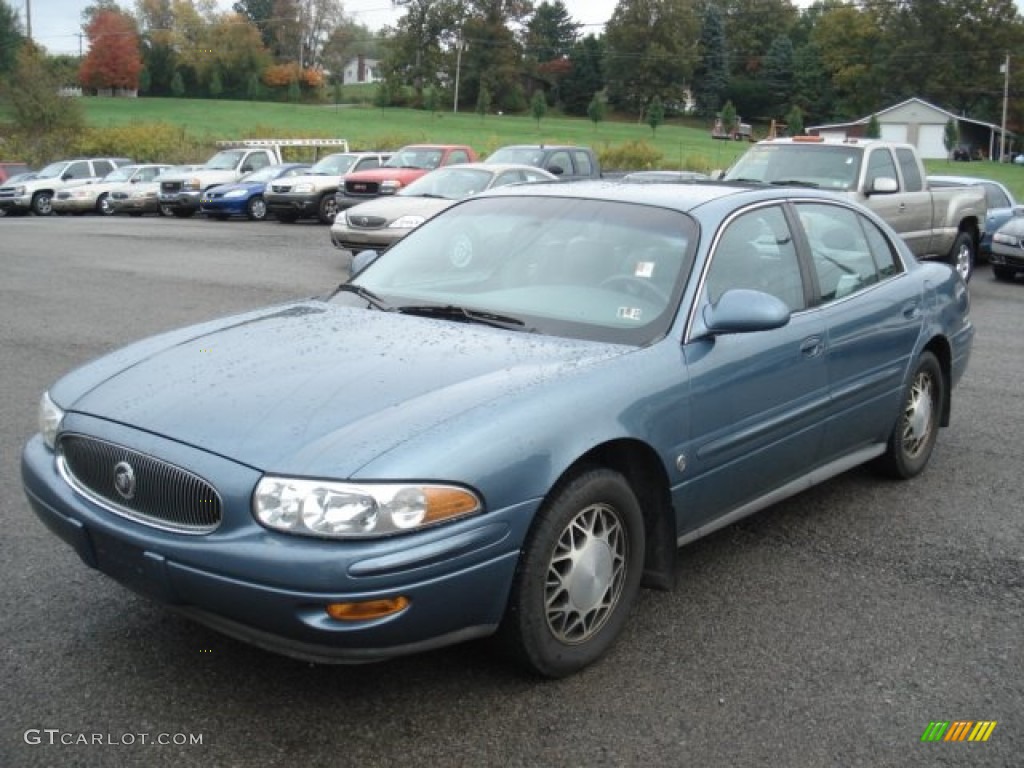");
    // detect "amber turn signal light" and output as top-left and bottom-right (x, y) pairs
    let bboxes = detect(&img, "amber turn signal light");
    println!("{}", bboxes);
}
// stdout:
(325, 597), (410, 621)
